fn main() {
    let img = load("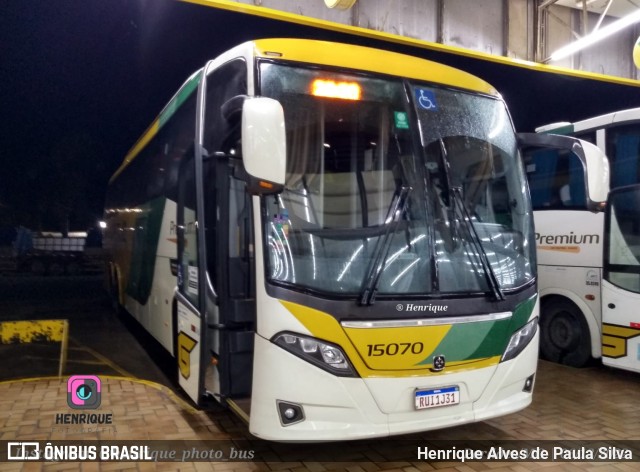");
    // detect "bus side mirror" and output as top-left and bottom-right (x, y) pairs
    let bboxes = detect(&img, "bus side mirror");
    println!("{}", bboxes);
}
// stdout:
(242, 97), (286, 194)
(581, 140), (609, 209)
(518, 133), (610, 212)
